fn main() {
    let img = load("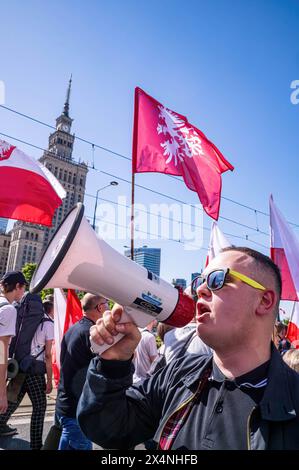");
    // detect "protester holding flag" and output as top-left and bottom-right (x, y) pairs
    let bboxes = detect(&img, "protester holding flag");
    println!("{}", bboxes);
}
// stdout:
(78, 247), (299, 450)
(56, 293), (109, 450)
